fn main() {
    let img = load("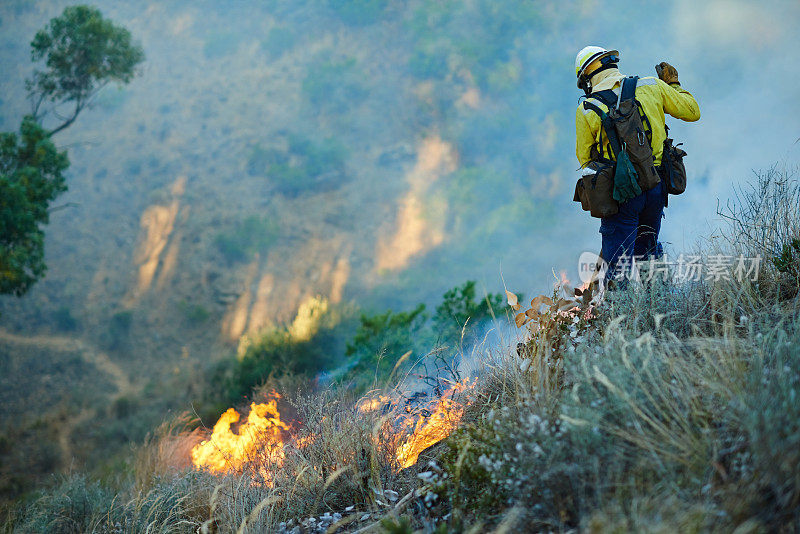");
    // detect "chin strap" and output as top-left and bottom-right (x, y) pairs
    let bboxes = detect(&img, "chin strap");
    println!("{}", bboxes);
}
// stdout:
(579, 64), (618, 96)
